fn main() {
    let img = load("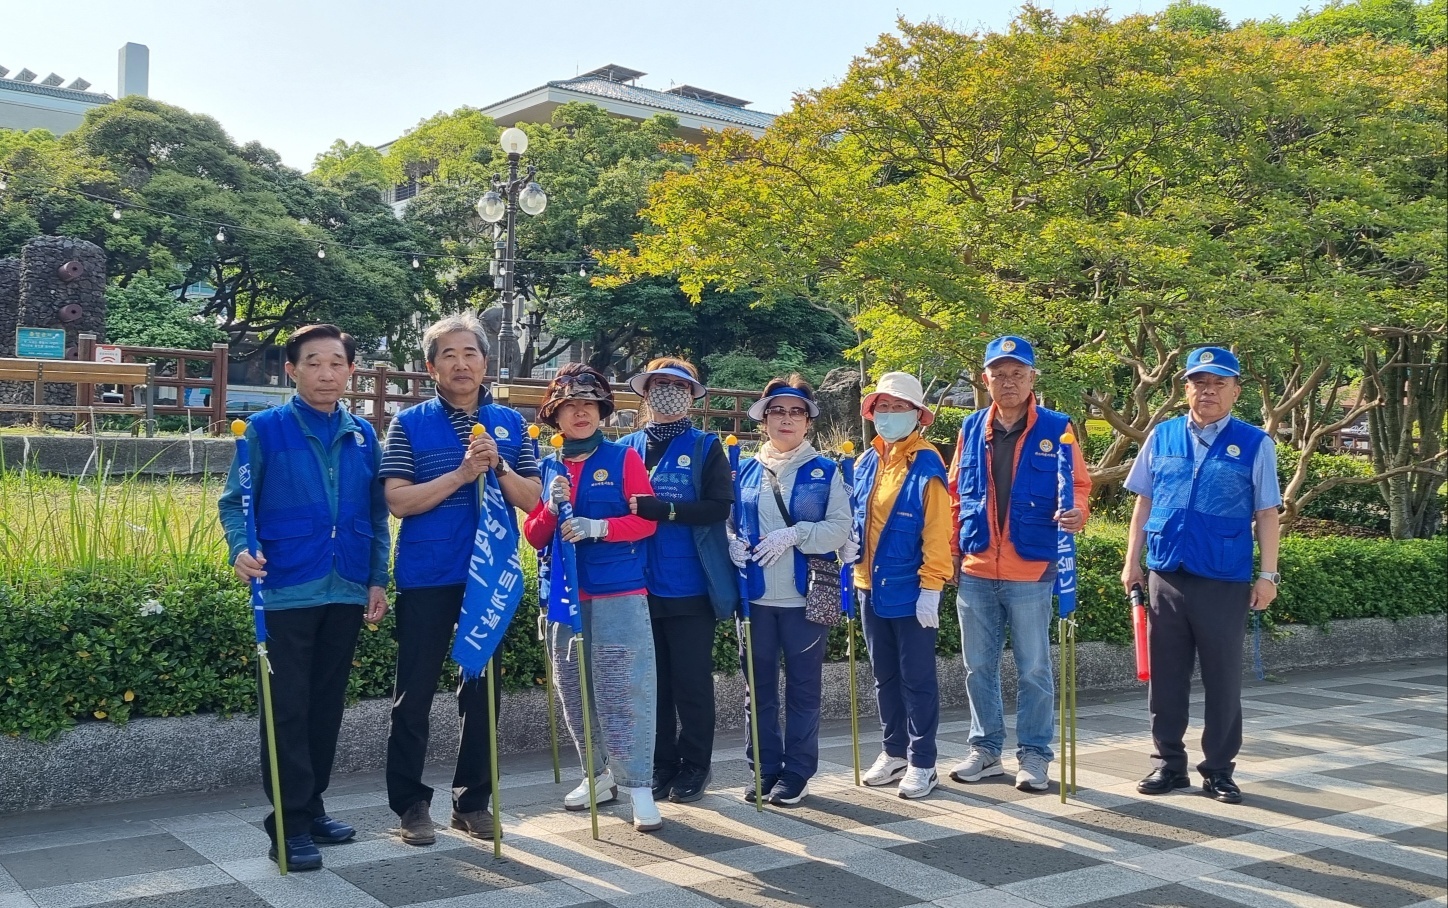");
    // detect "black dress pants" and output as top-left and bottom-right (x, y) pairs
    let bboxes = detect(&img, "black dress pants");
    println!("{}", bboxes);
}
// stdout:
(258, 603), (363, 844)
(1147, 569), (1252, 777)
(650, 595), (719, 772)
(385, 584), (503, 815)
